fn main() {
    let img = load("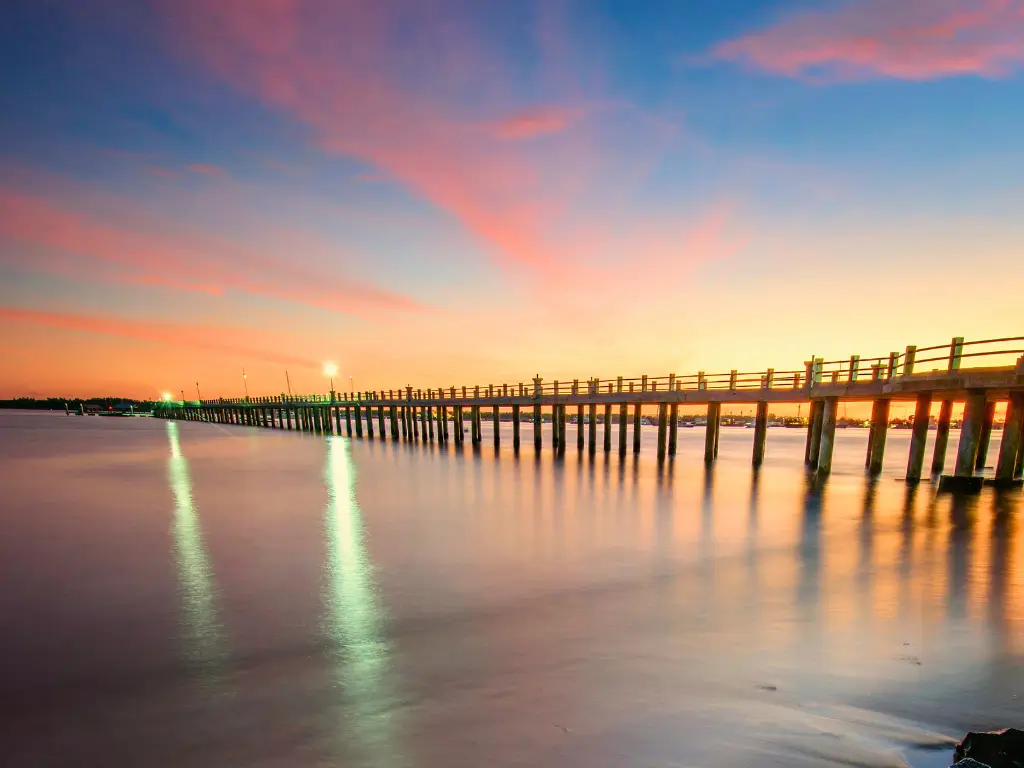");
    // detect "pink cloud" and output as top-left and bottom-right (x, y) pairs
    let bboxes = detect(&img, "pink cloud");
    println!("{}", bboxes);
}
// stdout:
(0, 185), (432, 317)
(185, 163), (227, 177)
(712, 0), (1024, 81)
(0, 306), (319, 368)
(146, 166), (182, 179)
(492, 106), (583, 140)
(163, 0), (676, 281)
